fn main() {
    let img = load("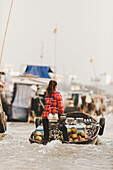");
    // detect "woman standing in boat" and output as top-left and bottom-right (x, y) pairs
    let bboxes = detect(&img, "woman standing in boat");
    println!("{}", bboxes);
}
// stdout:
(42, 80), (68, 143)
